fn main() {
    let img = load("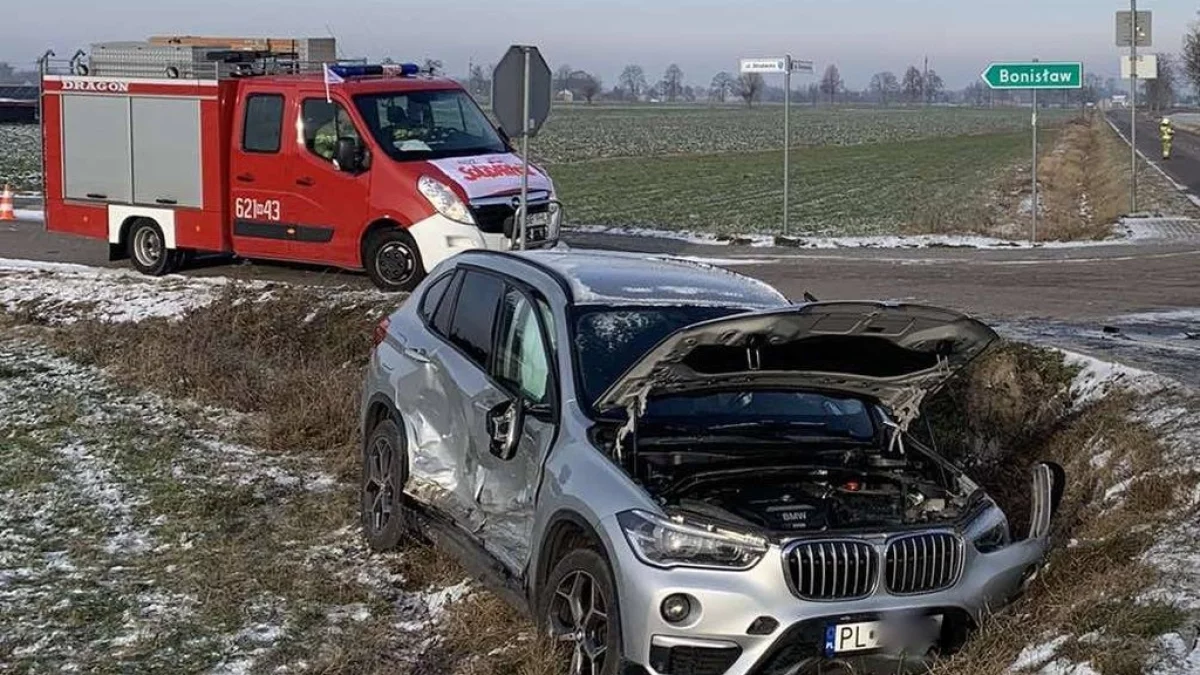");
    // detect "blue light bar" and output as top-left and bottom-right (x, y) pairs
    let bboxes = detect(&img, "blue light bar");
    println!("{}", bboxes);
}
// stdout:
(329, 64), (384, 78)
